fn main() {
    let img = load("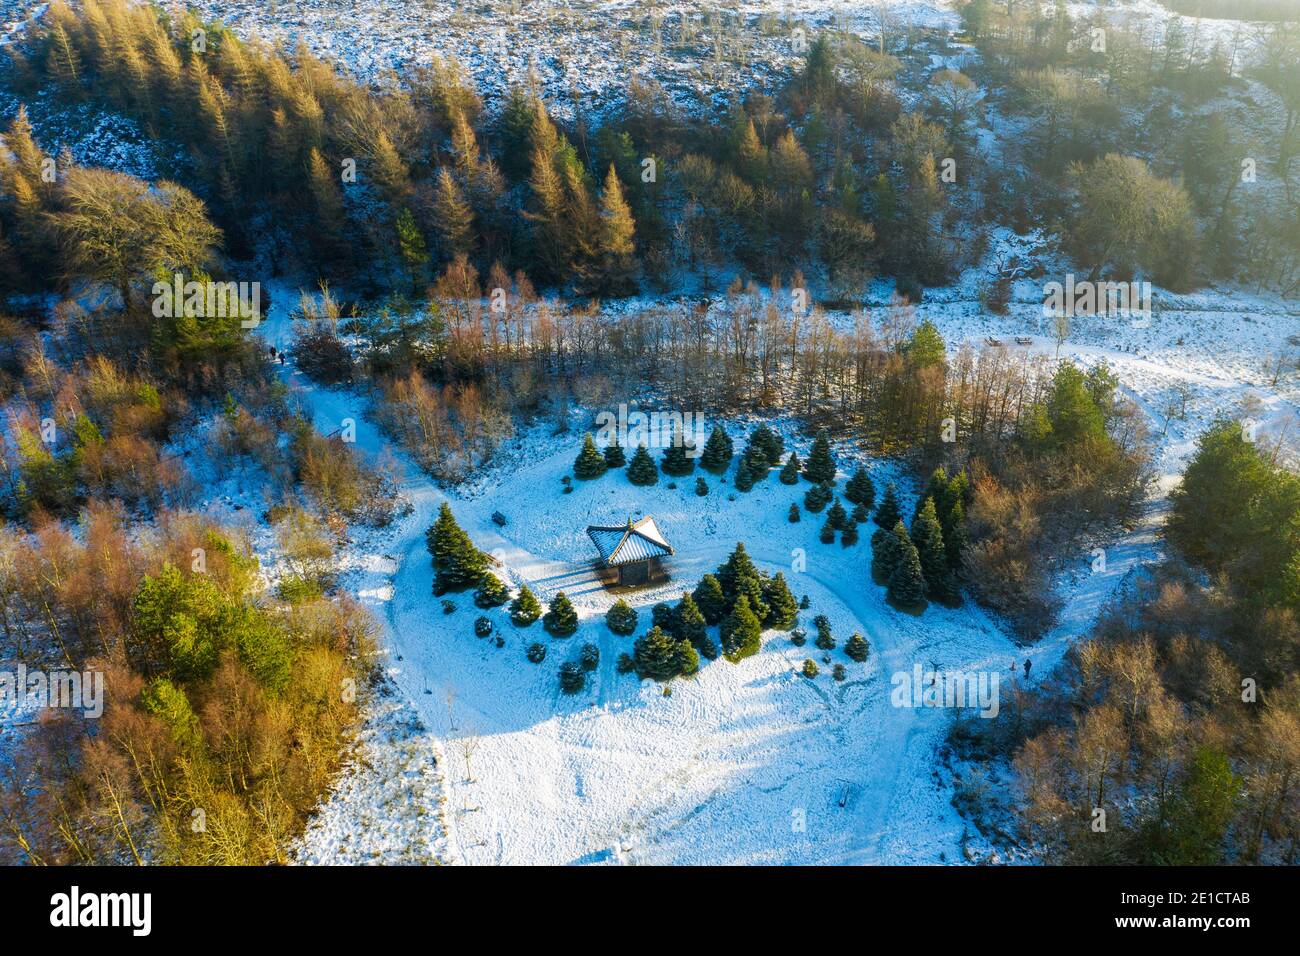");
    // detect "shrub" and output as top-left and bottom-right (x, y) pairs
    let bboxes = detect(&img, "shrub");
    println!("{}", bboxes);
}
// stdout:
(616, 652), (635, 674)
(526, 642), (547, 663)
(580, 643), (600, 671)
(574, 433), (608, 480)
(543, 591), (579, 636)
(788, 503), (800, 523)
(605, 599), (638, 635)
(509, 585), (542, 626)
(695, 475), (709, 496)
(833, 663), (846, 681)
(474, 575), (509, 608)
(474, 616), (493, 638)
(802, 659), (819, 678)
(791, 628), (807, 647)
(441, 599), (457, 615)
(559, 661), (586, 693)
